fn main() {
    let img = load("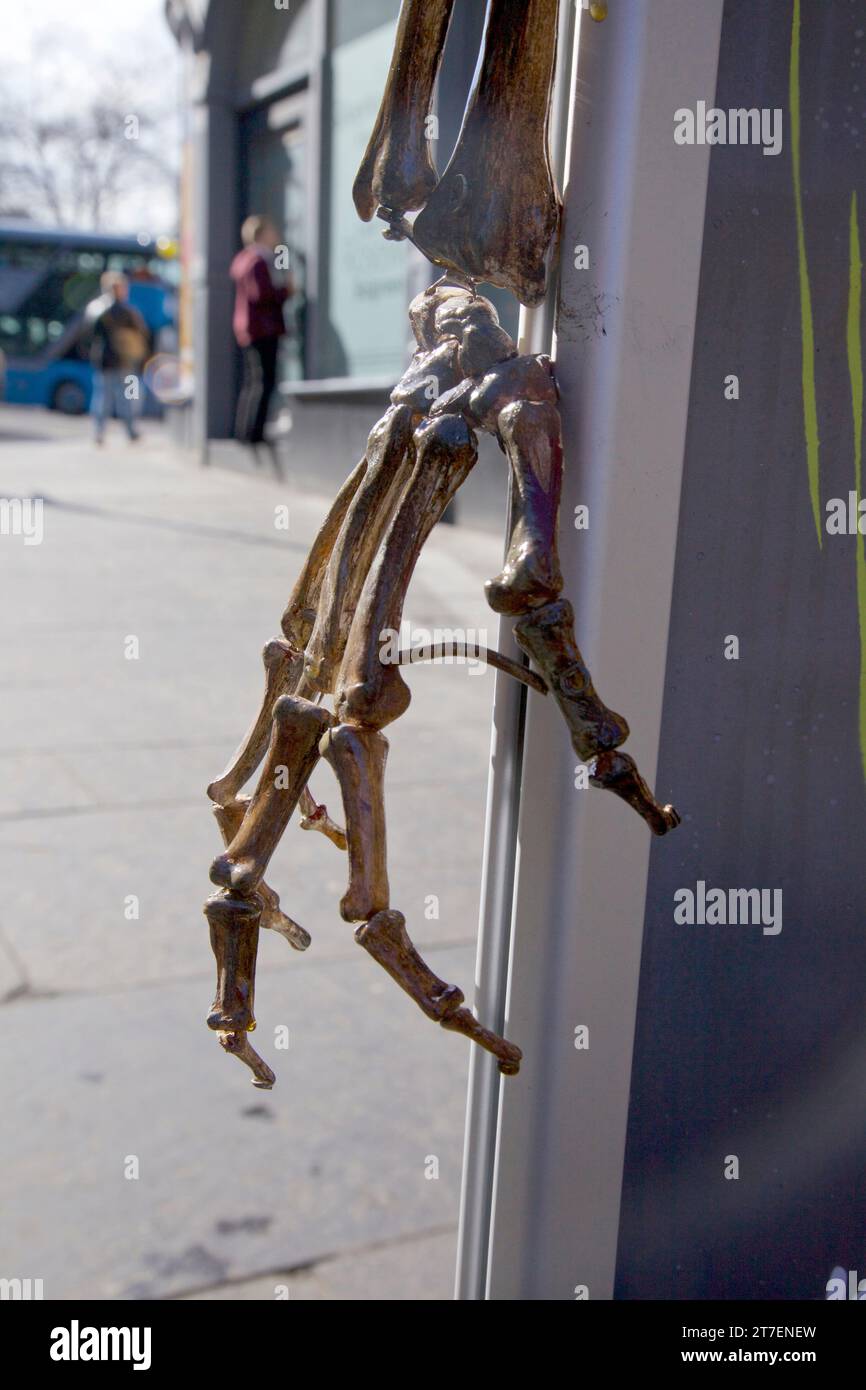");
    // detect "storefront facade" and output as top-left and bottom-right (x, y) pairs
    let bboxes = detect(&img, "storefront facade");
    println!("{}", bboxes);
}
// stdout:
(165, 0), (516, 526)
